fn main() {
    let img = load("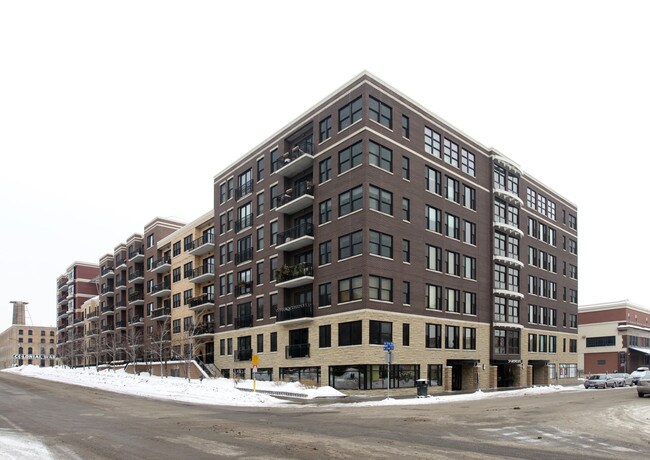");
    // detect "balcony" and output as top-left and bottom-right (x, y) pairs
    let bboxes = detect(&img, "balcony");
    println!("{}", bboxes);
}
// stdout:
(130, 315), (144, 326)
(114, 300), (127, 311)
(101, 304), (115, 315)
(188, 264), (215, 284)
(57, 307), (67, 318)
(187, 233), (215, 256)
(285, 343), (310, 359)
(276, 222), (314, 252)
(115, 257), (127, 270)
(150, 257), (172, 274)
(100, 266), (114, 278)
(115, 321), (127, 330)
(128, 247), (145, 262)
(234, 314), (253, 329)
(276, 303), (313, 323)
(274, 182), (314, 215)
(234, 247), (253, 265)
(115, 275), (127, 289)
(235, 179), (254, 200)
(101, 284), (115, 296)
(101, 324), (114, 333)
(128, 270), (144, 284)
(191, 321), (215, 339)
(128, 291), (144, 305)
(494, 187), (524, 207)
(273, 144), (314, 178)
(275, 263), (314, 289)
(234, 281), (253, 297)
(57, 278), (68, 290)
(57, 296), (68, 306)
(493, 288), (524, 300)
(188, 293), (215, 312)
(234, 213), (253, 233)
(87, 328), (99, 337)
(234, 348), (253, 362)
(87, 309), (100, 321)
(493, 254), (524, 269)
(151, 281), (172, 298)
(493, 220), (524, 238)
(151, 306), (171, 320)
(152, 333), (171, 343)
